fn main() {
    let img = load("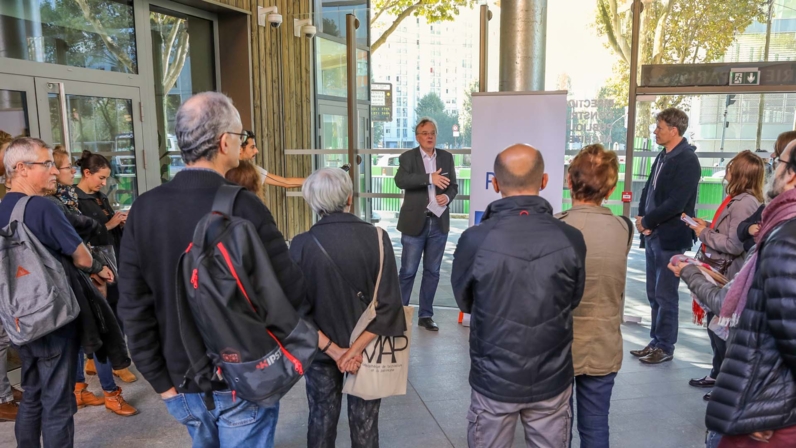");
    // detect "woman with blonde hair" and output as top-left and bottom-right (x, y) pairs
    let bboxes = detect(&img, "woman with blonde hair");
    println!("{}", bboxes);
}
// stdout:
(557, 144), (633, 447)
